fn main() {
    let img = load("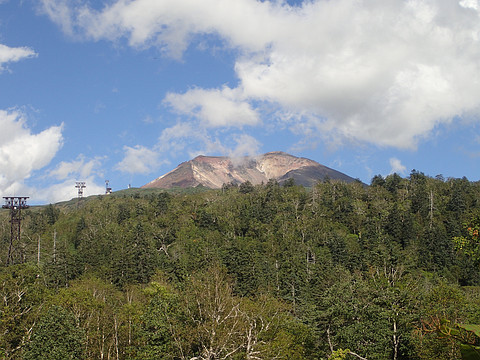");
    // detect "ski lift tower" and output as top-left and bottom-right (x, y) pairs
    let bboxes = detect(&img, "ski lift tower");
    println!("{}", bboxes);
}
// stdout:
(105, 180), (112, 194)
(75, 181), (86, 199)
(2, 196), (29, 265)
